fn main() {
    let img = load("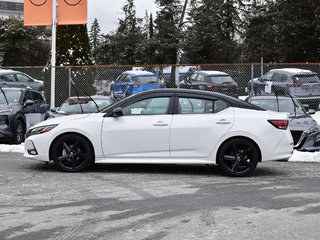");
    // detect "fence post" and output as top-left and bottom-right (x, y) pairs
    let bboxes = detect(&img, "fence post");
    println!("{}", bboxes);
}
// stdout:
(250, 64), (254, 96)
(68, 67), (72, 97)
(261, 57), (264, 76)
